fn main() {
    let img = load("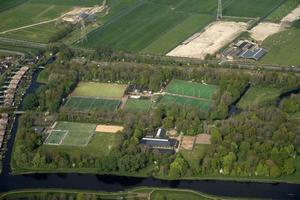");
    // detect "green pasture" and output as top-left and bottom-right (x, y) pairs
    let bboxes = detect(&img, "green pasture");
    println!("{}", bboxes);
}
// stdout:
(142, 14), (213, 54)
(124, 99), (152, 112)
(159, 94), (212, 111)
(237, 86), (282, 109)
(0, 0), (28, 12)
(64, 97), (121, 112)
(45, 121), (96, 147)
(150, 188), (210, 200)
(267, 0), (300, 22)
(72, 82), (127, 99)
(165, 79), (218, 100)
(223, 0), (282, 18)
(260, 27), (300, 66)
